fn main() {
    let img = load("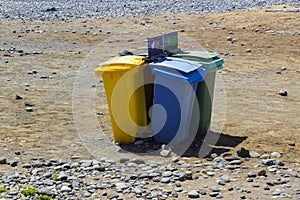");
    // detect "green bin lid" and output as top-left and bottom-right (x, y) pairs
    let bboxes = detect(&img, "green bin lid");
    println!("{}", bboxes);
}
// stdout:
(173, 51), (224, 73)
